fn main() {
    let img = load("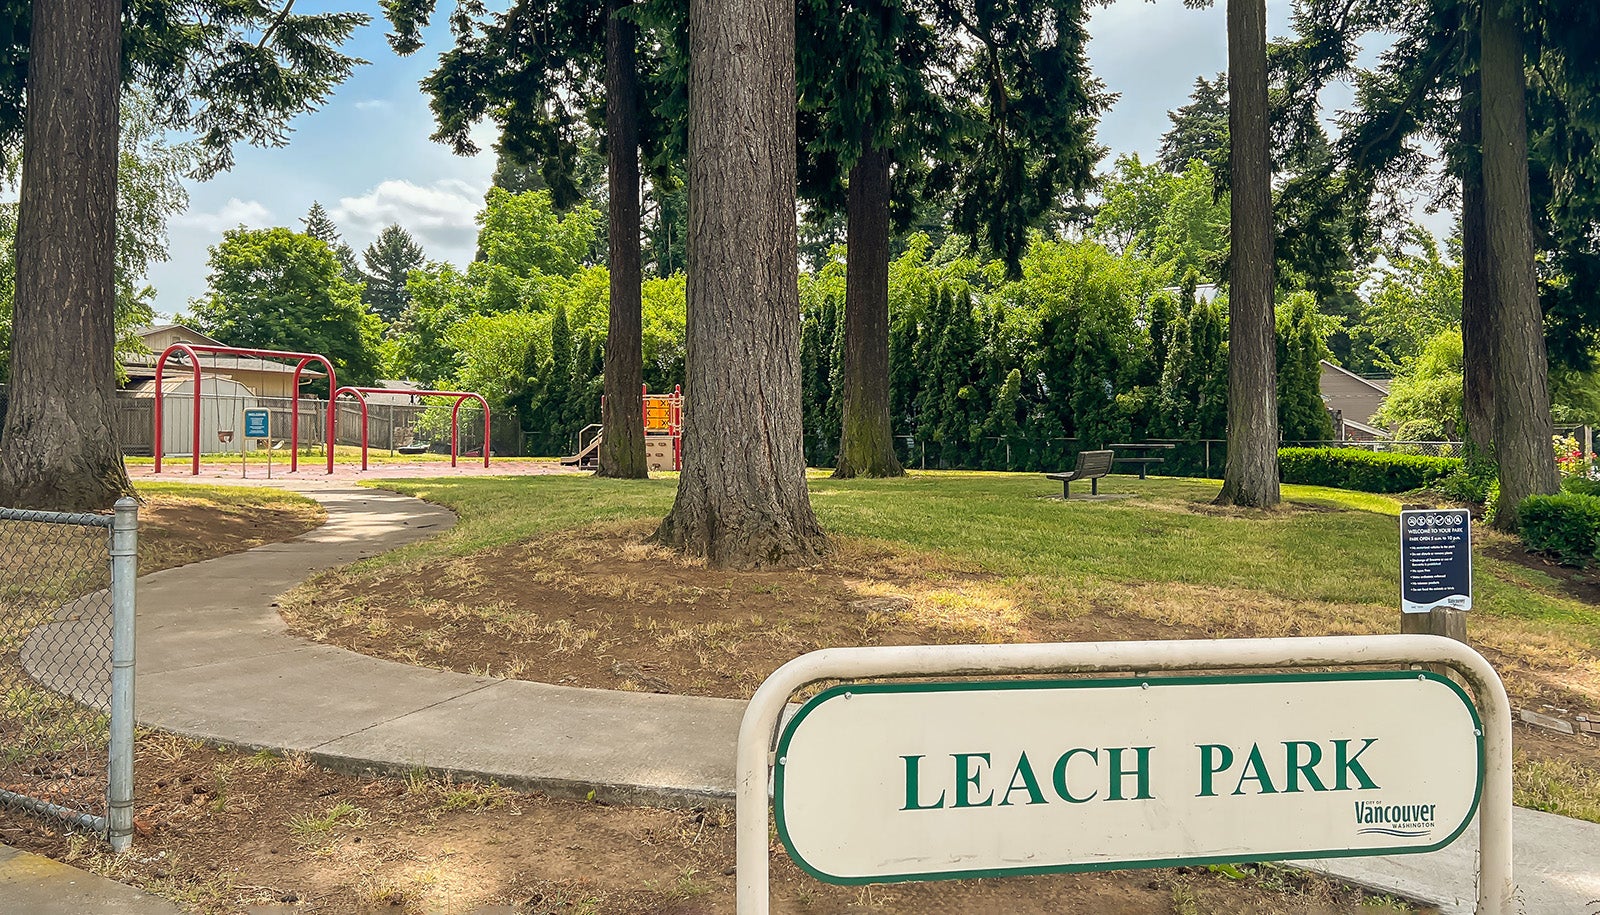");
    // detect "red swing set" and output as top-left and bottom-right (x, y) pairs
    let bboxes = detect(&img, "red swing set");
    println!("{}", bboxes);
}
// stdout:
(153, 344), (338, 475)
(334, 387), (491, 471)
